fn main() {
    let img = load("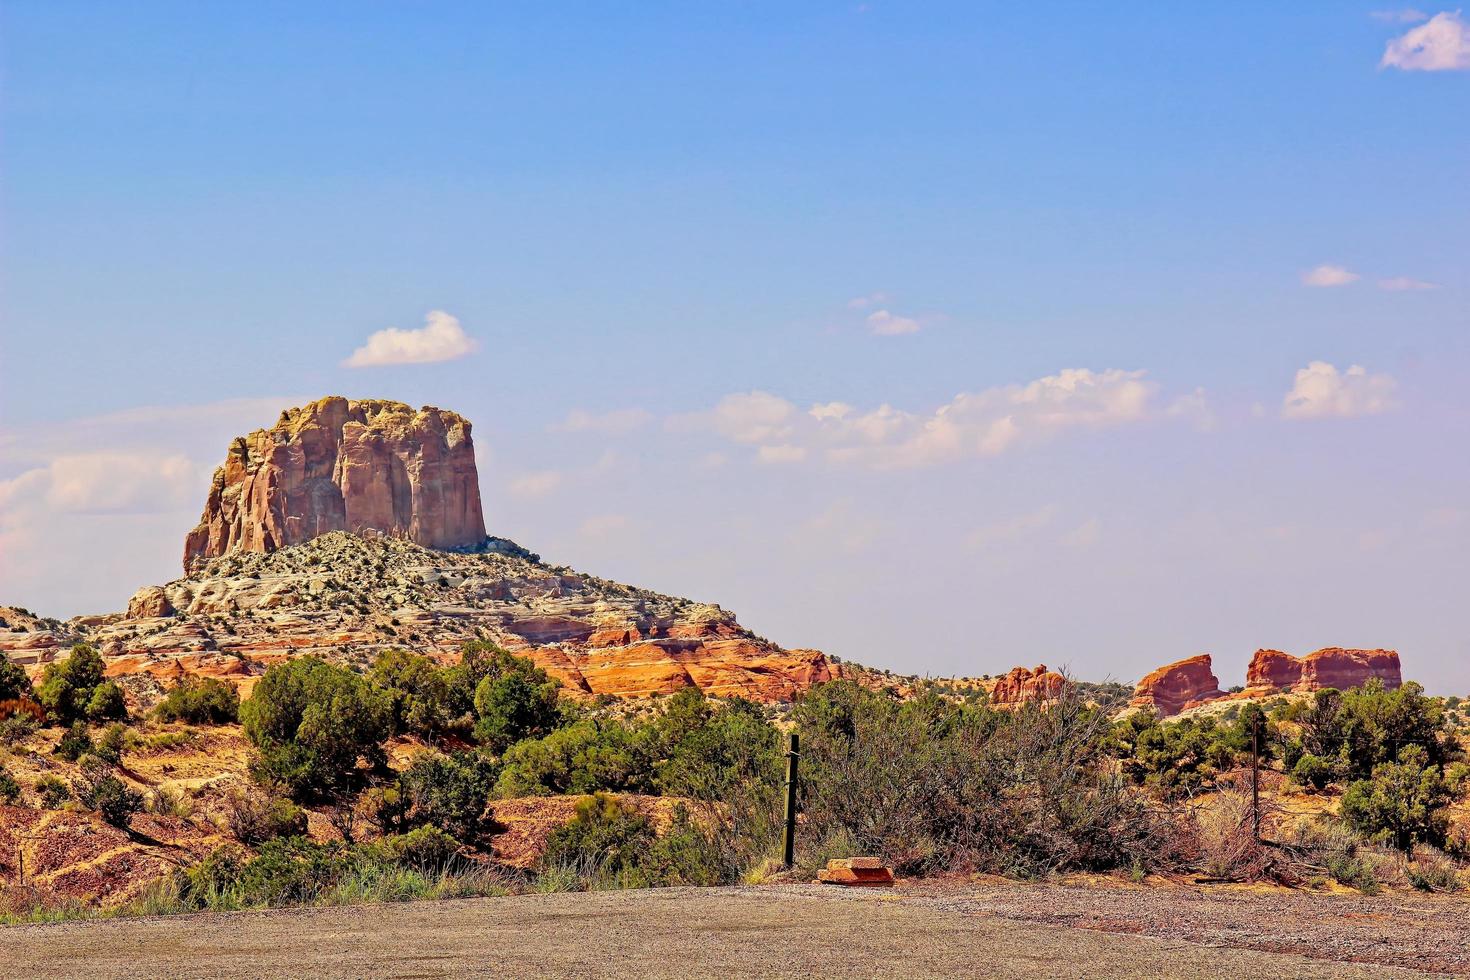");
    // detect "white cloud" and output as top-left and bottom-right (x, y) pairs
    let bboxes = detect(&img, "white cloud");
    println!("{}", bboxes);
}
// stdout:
(1371, 8), (1429, 23)
(1381, 11), (1470, 70)
(756, 444), (808, 465)
(867, 309), (921, 336)
(1378, 276), (1440, 291)
(679, 368), (1171, 470)
(1301, 264), (1360, 287)
(1282, 361), (1399, 419)
(847, 291), (891, 309)
(344, 310), (478, 368)
(0, 452), (203, 516)
(553, 408), (654, 434)
(1165, 387), (1216, 431)
(669, 391), (797, 445)
(507, 471), (563, 499)
(966, 505), (1057, 550)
